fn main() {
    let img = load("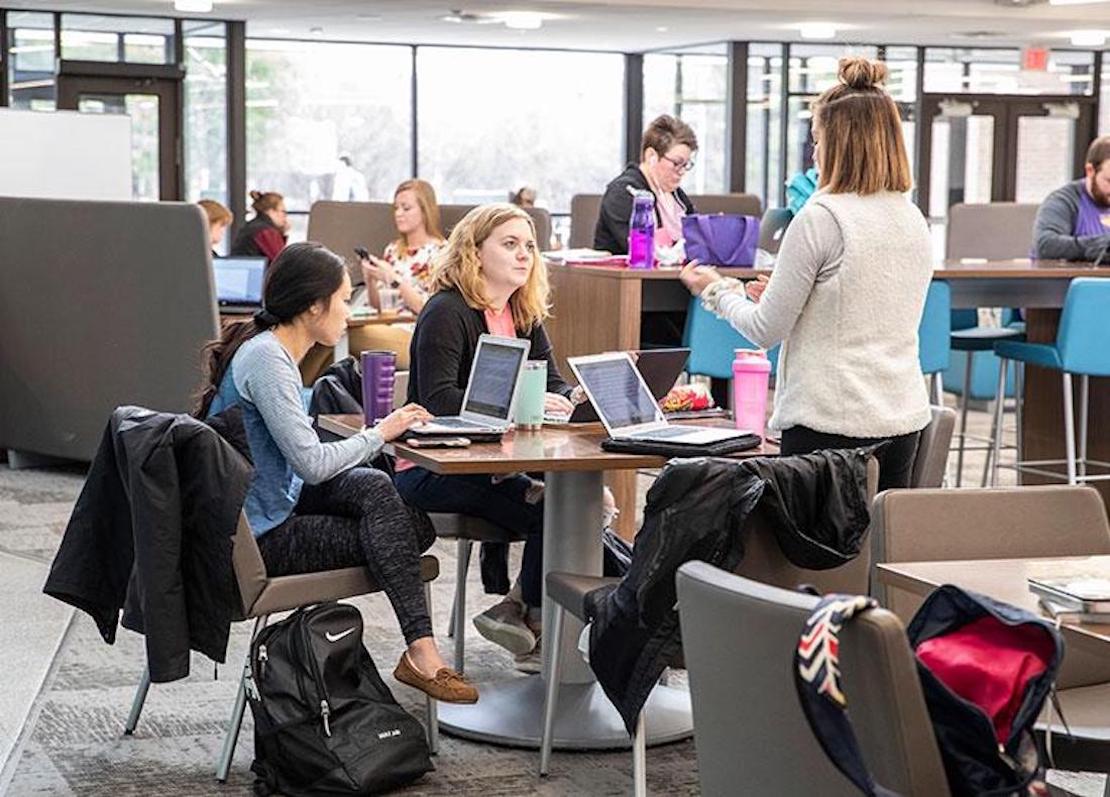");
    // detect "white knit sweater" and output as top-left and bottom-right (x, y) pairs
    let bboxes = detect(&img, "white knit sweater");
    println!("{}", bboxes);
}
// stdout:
(704, 191), (933, 437)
